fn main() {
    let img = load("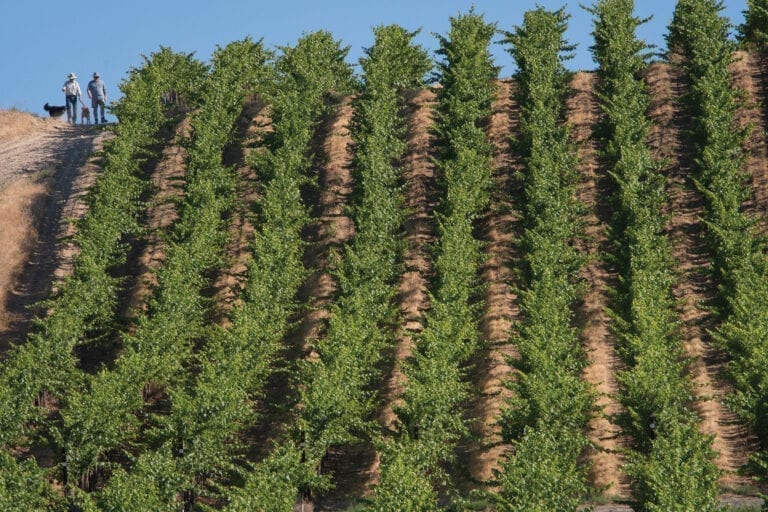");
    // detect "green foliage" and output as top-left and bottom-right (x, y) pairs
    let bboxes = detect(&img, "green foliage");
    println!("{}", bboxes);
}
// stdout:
(114, 46), (208, 115)
(0, 450), (62, 511)
(365, 440), (441, 511)
(492, 428), (591, 512)
(625, 416), (722, 512)
(0, 47), (194, 454)
(739, 0), (768, 48)
(360, 25), (432, 90)
(294, 24), (427, 500)
(217, 31), (356, 503)
(669, 0), (768, 480)
(94, 450), (185, 512)
(369, 9), (496, 507)
(503, 7), (574, 164)
(275, 30), (356, 101)
(667, 0), (733, 63)
(494, 7), (593, 510)
(434, 7), (499, 130)
(222, 445), (324, 512)
(589, 2), (720, 508)
(61, 39), (272, 492)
